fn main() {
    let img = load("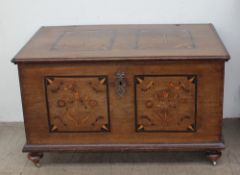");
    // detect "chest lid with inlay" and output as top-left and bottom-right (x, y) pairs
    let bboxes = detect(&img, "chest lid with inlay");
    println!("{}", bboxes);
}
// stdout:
(12, 24), (230, 63)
